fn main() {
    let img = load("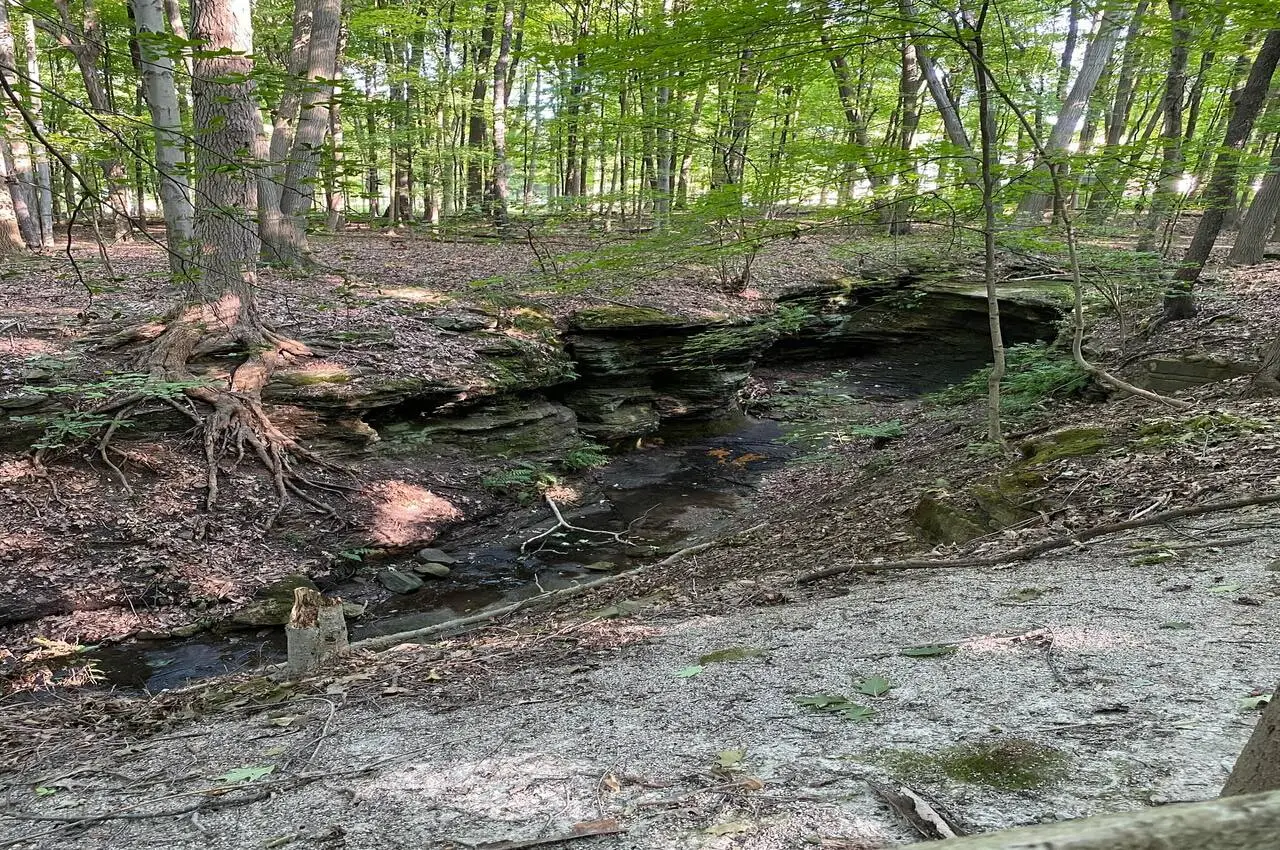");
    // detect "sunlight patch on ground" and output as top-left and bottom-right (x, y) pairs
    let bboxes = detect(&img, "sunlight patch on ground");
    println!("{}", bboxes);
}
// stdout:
(365, 480), (462, 547)
(359, 752), (598, 825)
(0, 336), (62, 356)
(377, 286), (452, 304)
